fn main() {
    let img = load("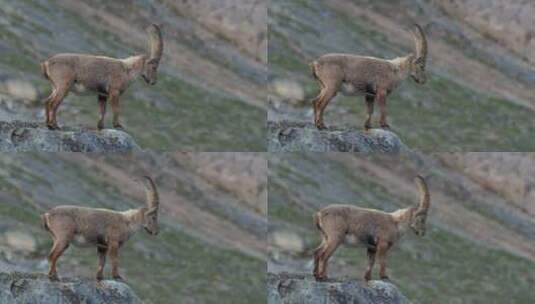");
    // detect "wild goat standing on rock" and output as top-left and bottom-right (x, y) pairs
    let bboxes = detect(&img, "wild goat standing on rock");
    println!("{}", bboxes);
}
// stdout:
(41, 176), (159, 281)
(313, 175), (430, 282)
(310, 24), (428, 130)
(40, 24), (164, 130)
